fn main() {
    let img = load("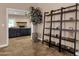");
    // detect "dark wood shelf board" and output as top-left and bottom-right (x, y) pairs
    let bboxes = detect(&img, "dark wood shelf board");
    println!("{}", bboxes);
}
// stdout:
(45, 28), (79, 32)
(61, 28), (76, 31)
(45, 20), (79, 23)
(56, 43), (78, 54)
(52, 28), (79, 32)
(44, 34), (78, 42)
(44, 40), (78, 54)
(51, 34), (76, 42)
(45, 14), (51, 16)
(45, 9), (76, 16)
(62, 20), (79, 22)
